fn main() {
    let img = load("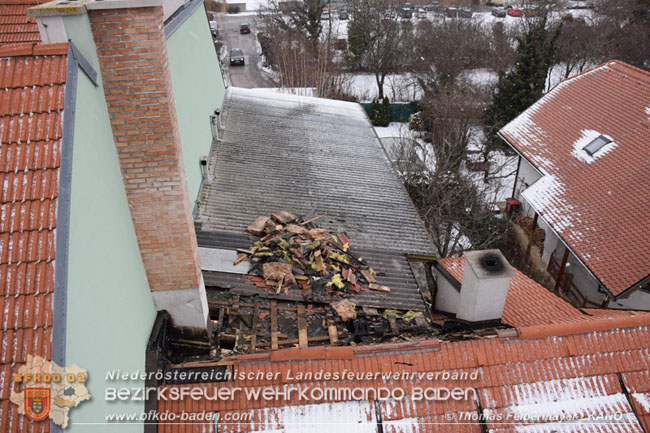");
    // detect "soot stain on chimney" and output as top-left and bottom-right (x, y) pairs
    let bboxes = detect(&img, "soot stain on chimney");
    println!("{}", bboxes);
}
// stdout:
(480, 253), (505, 274)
